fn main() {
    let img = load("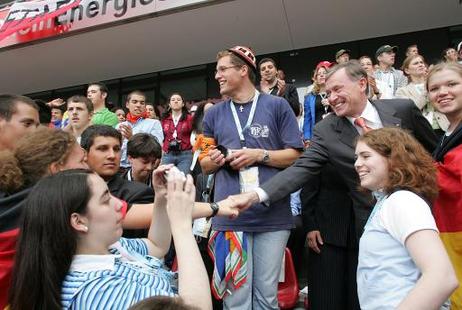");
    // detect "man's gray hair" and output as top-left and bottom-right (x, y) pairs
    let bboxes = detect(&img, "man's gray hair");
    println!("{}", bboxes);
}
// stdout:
(326, 60), (369, 94)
